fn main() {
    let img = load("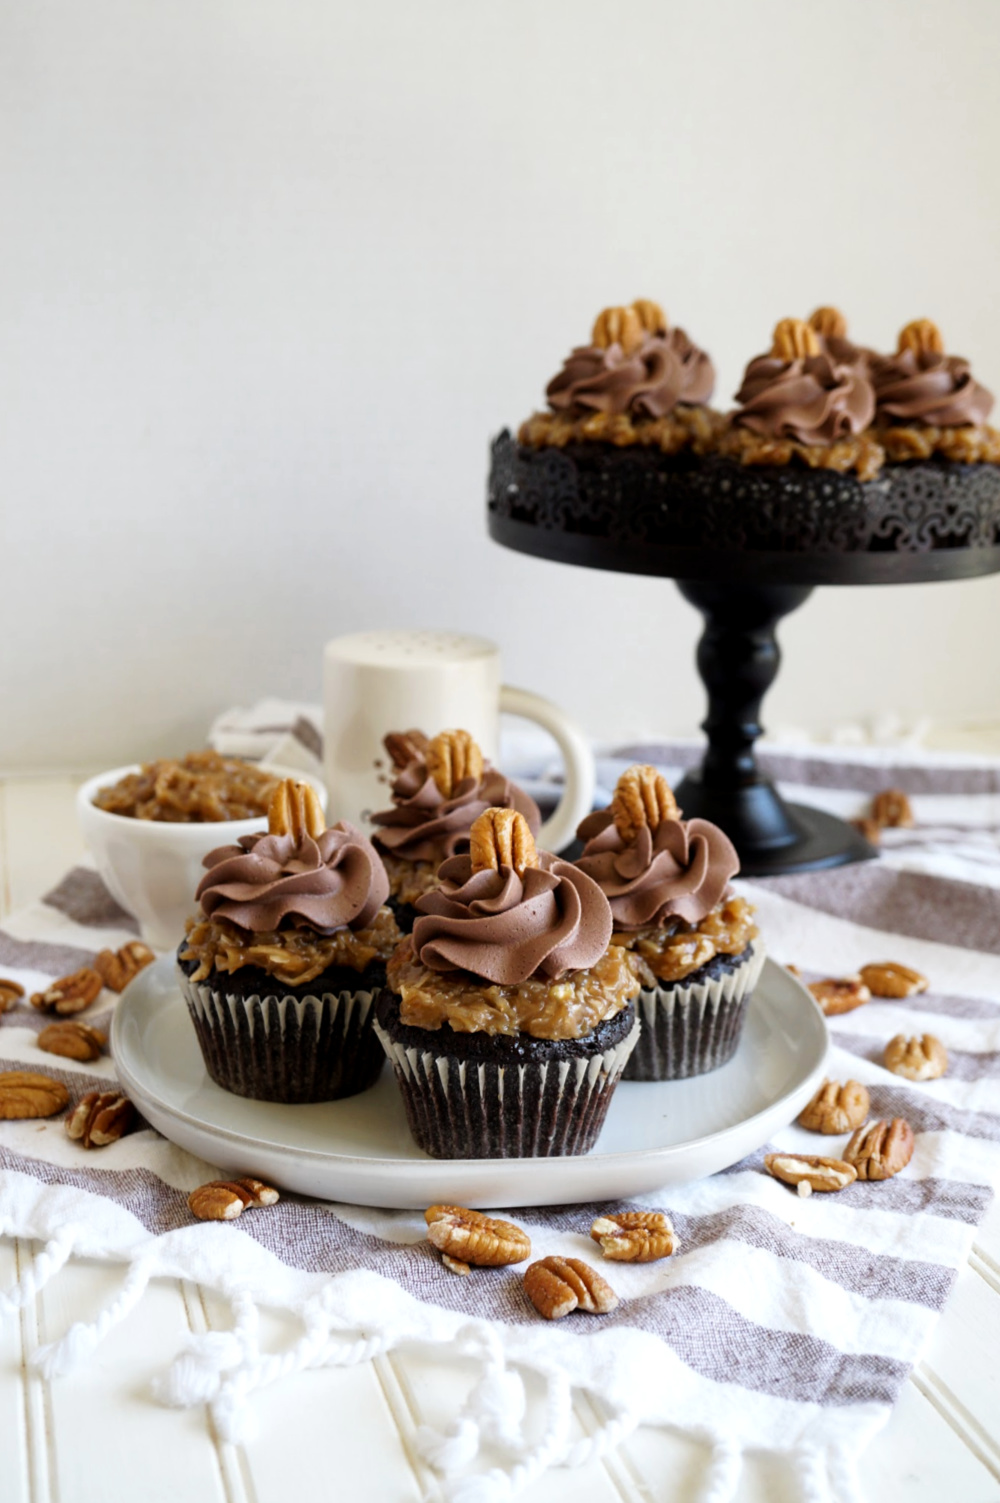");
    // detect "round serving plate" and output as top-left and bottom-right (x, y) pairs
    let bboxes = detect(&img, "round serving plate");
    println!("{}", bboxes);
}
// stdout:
(113, 956), (828, 1210)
